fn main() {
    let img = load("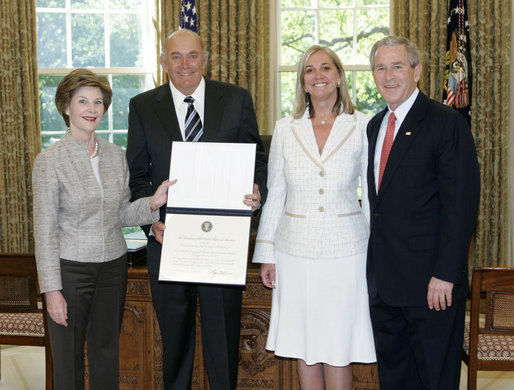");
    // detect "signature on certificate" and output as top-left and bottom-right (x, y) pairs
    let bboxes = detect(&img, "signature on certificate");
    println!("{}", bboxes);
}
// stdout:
(208, 269), (230, 278)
